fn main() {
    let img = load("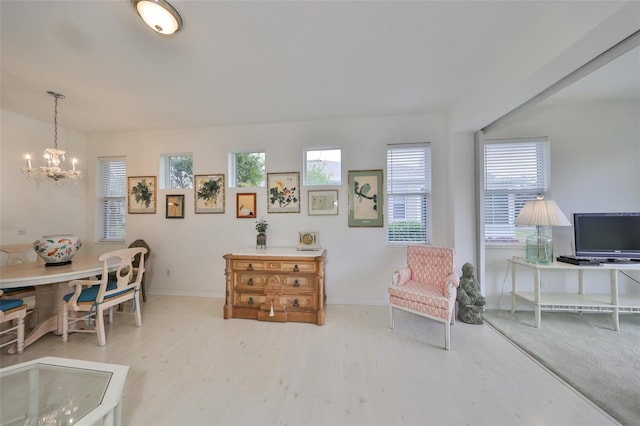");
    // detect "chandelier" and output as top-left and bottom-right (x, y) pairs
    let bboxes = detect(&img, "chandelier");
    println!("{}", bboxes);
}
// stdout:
(23, 91), (81, 182)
